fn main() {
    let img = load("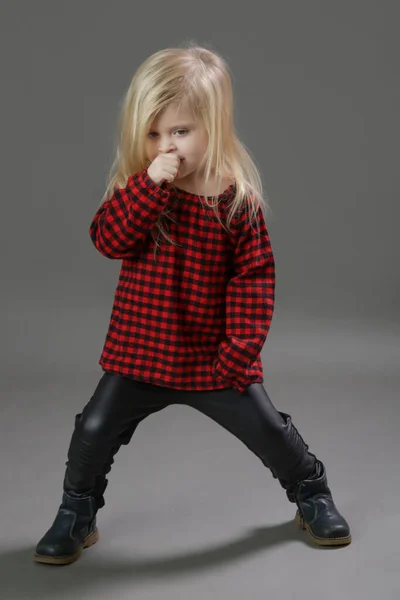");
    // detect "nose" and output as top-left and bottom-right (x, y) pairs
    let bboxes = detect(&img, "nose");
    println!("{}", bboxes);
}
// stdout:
(158, 140), (177, 154)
